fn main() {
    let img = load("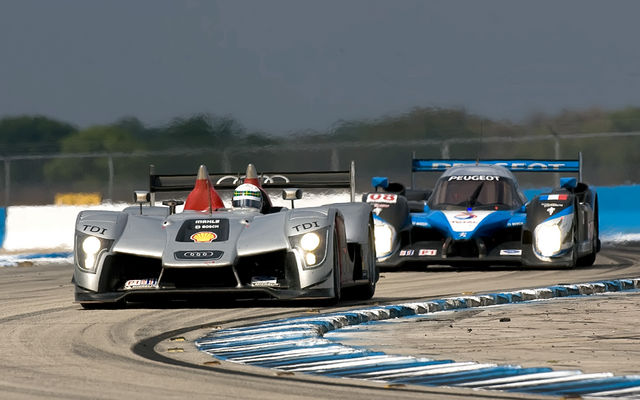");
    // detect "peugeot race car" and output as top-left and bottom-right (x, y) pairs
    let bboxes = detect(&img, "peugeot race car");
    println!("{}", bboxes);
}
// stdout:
(367, 157), (599, 268)
(73, 163), (377, 307)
